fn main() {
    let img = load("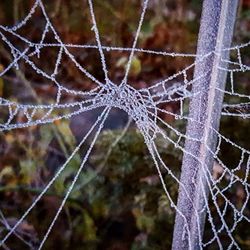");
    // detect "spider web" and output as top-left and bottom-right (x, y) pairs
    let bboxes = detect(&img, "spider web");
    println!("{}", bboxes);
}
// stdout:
(0, 0), (249, 249)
